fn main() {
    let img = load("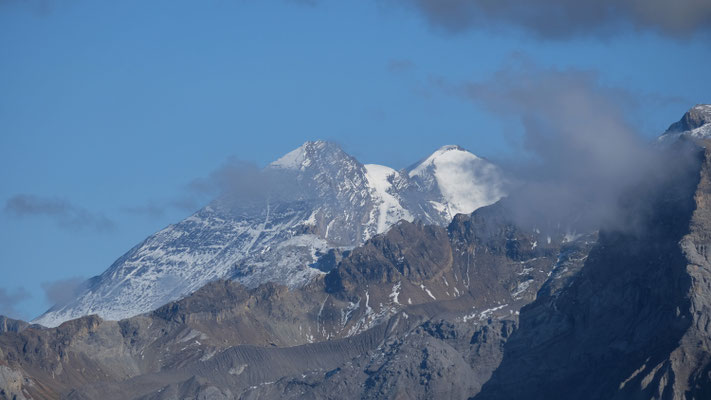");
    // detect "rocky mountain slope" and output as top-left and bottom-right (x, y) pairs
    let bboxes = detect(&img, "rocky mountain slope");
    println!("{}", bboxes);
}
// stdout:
(0, 195), (591, 399)
(658, 104), (711, 144)
(34, 142), (504, 327)
(474, 139), (710, 400)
